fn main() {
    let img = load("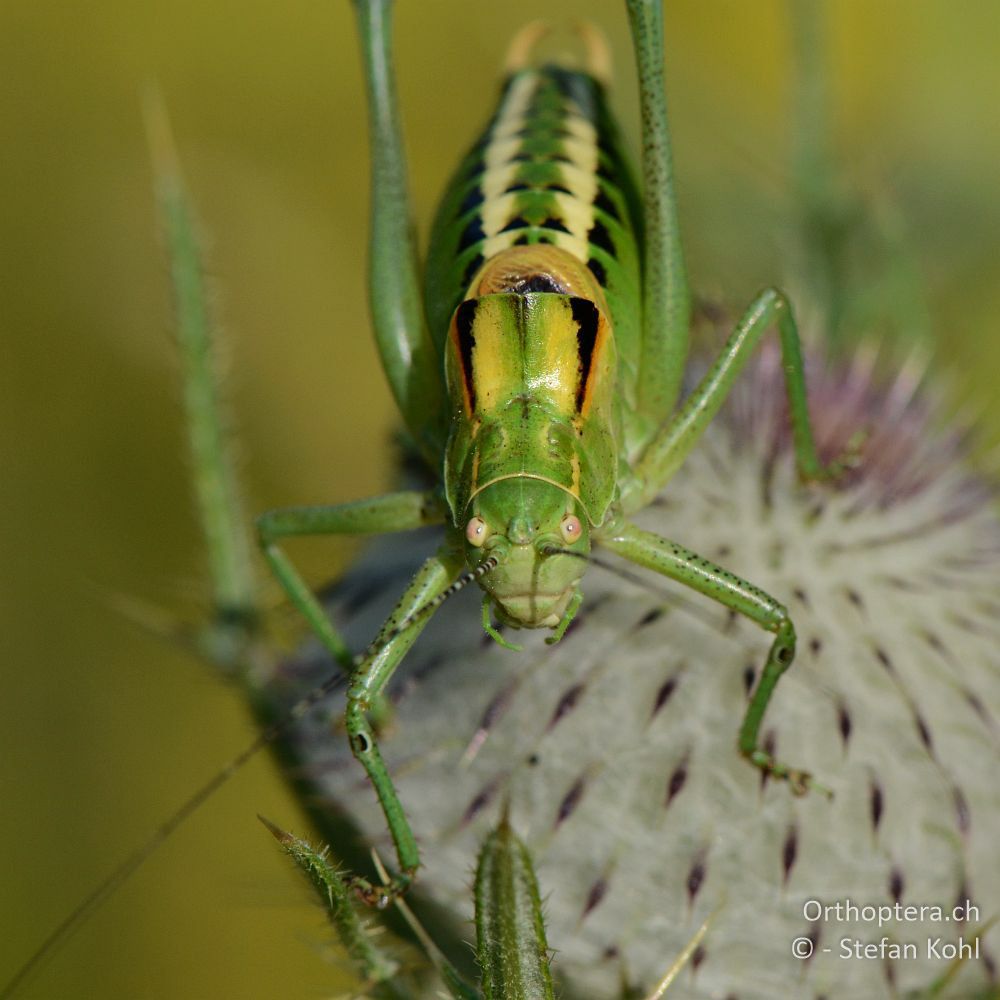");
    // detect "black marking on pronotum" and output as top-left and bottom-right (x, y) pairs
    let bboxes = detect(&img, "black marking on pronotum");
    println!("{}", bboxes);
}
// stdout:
(870, 778), (884, 832)
(555, 773), (587, 828)
(782, 825), (798, 883)
(547, 682), (585, 730)
(570, 297), (600, 413)
(454, 298), (479, 411)
(581, 875), (609, 920)
(889, 867), (904, 903)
